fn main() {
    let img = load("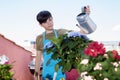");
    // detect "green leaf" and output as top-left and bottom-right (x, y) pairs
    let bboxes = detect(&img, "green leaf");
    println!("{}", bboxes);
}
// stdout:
(55, 64), (59, 72)
(46, 58), (52, 66)
(62, 62), (71, 72)
(0, 64), (13, 79)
